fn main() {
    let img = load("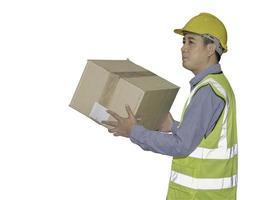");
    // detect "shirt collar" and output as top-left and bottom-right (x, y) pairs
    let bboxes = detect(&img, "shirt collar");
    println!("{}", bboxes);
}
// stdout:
(189, 64), (222, 89)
